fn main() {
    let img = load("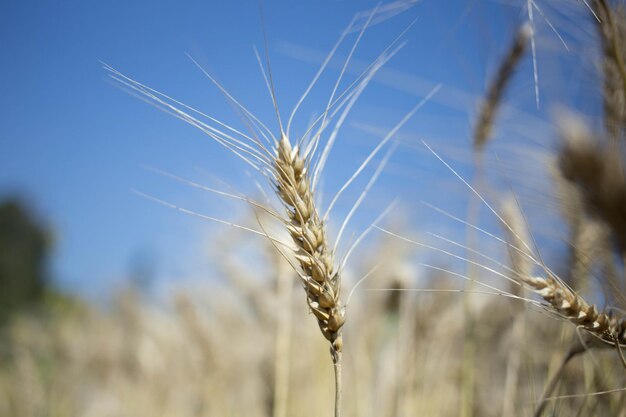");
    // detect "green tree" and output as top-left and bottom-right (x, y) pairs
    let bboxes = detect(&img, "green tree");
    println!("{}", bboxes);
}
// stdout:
(0, 198), (50, 321)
